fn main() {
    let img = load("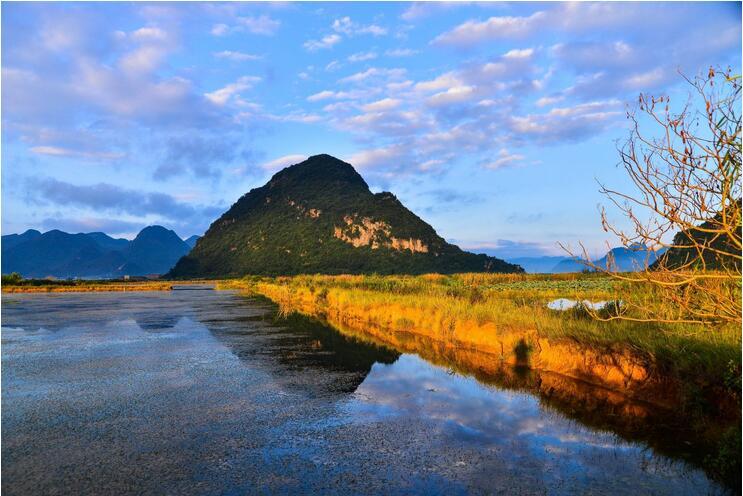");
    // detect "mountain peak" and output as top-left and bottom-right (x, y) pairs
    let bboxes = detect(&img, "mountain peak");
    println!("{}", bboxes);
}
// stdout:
(267, 154), (369, 192)
(134, 225), (178, 240)
(308, 153), (343, 162)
